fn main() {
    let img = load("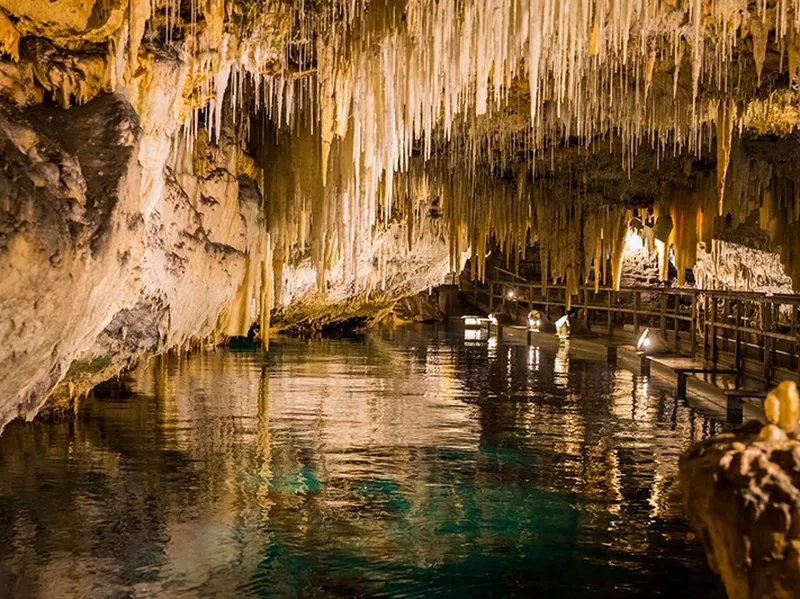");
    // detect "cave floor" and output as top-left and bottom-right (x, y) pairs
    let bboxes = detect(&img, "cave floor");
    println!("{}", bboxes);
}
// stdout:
(0, 325), (724, 597)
